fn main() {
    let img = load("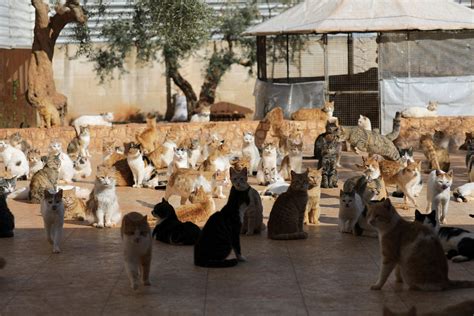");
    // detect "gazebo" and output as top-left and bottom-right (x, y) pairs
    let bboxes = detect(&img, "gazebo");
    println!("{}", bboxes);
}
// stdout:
(244, 0), (474, 133)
